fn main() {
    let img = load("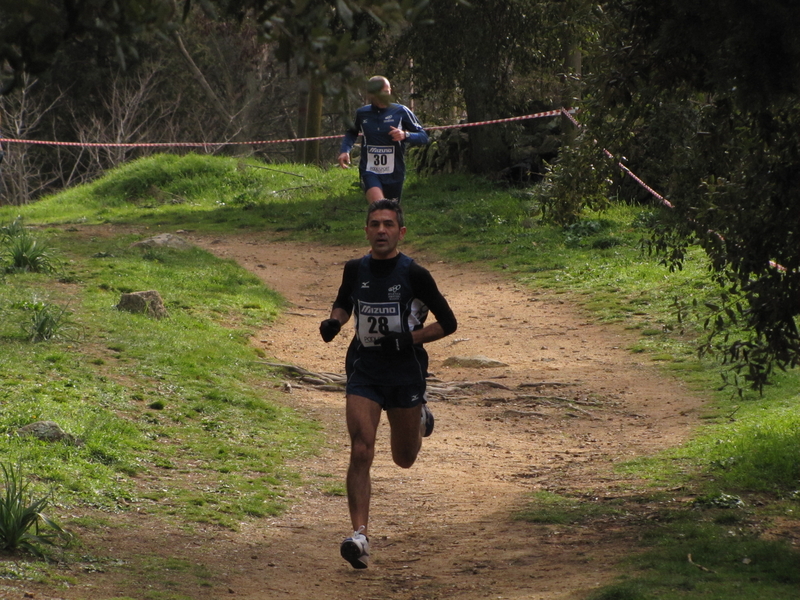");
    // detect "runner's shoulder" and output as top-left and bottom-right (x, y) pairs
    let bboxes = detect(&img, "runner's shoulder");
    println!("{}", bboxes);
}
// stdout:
(407, 259), (436, 286)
